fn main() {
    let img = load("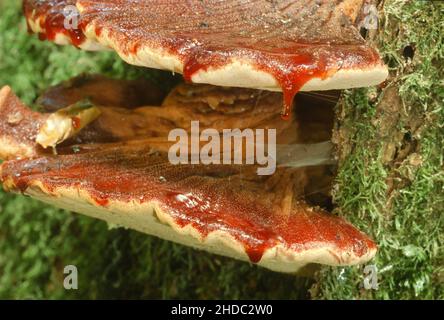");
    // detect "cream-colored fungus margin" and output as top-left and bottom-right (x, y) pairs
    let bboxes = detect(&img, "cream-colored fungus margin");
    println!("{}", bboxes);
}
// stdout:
(0, 136), (35, 161)
(79, 18), (388, 92)
(0, 175), (377, 273)
(26, 14), (108, 51)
